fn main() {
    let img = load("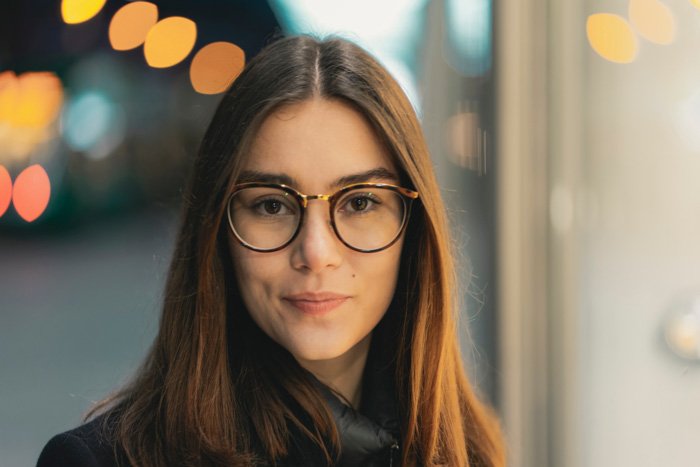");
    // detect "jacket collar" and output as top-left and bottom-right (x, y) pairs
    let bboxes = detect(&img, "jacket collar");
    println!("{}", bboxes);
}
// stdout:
(314, 331), (401, 466)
